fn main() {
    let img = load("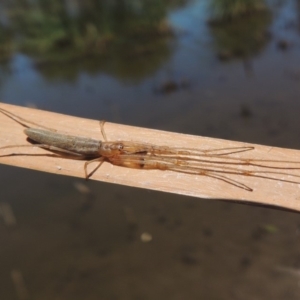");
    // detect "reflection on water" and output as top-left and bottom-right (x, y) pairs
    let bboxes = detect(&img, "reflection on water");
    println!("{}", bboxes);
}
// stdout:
(210, 11), (272, 60)
(1, 0), (300, 299)
(0, 0), (188, 80)
(209, 0), (268, 21)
